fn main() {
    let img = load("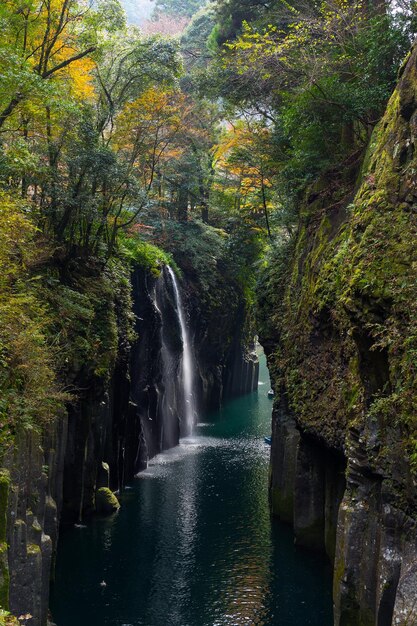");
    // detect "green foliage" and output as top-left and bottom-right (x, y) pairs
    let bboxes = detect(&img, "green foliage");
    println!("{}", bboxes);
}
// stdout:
(0, 186), (136, 449)
(212, 0), (272, 44)
(118, 233), (176, 276)
(42, 257), (135, 382)
(260, 50), (417, 495)
(0, 193), (65, 444)
(0, 1), (182, 257)
(225, 218), (265, 305)
(257, 237), (295, 344)
(149, 218), (228, 291)
(181, 8), (215, 70)
(210, 0), (413, 201)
